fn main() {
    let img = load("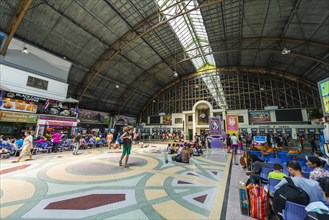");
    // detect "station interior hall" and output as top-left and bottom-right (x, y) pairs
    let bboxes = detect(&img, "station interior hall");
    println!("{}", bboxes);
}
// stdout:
(0, 0), (329, 219)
